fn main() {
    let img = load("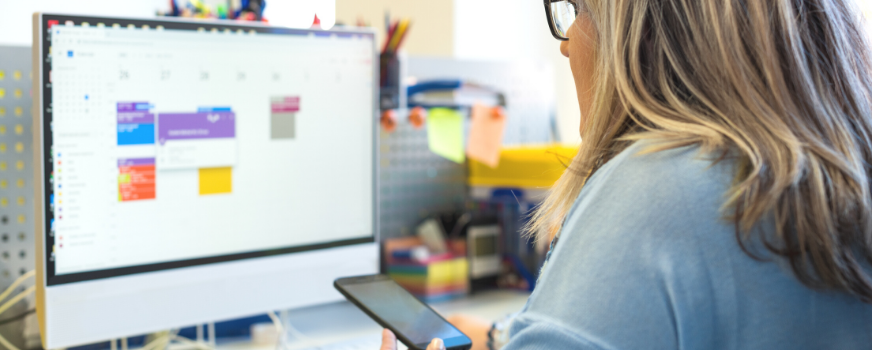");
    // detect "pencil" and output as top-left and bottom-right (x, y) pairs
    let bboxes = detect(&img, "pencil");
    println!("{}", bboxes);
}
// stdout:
(393, 20), (412, 53)
(382, 20), (398, 54)
(387, 19), (409, 54)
